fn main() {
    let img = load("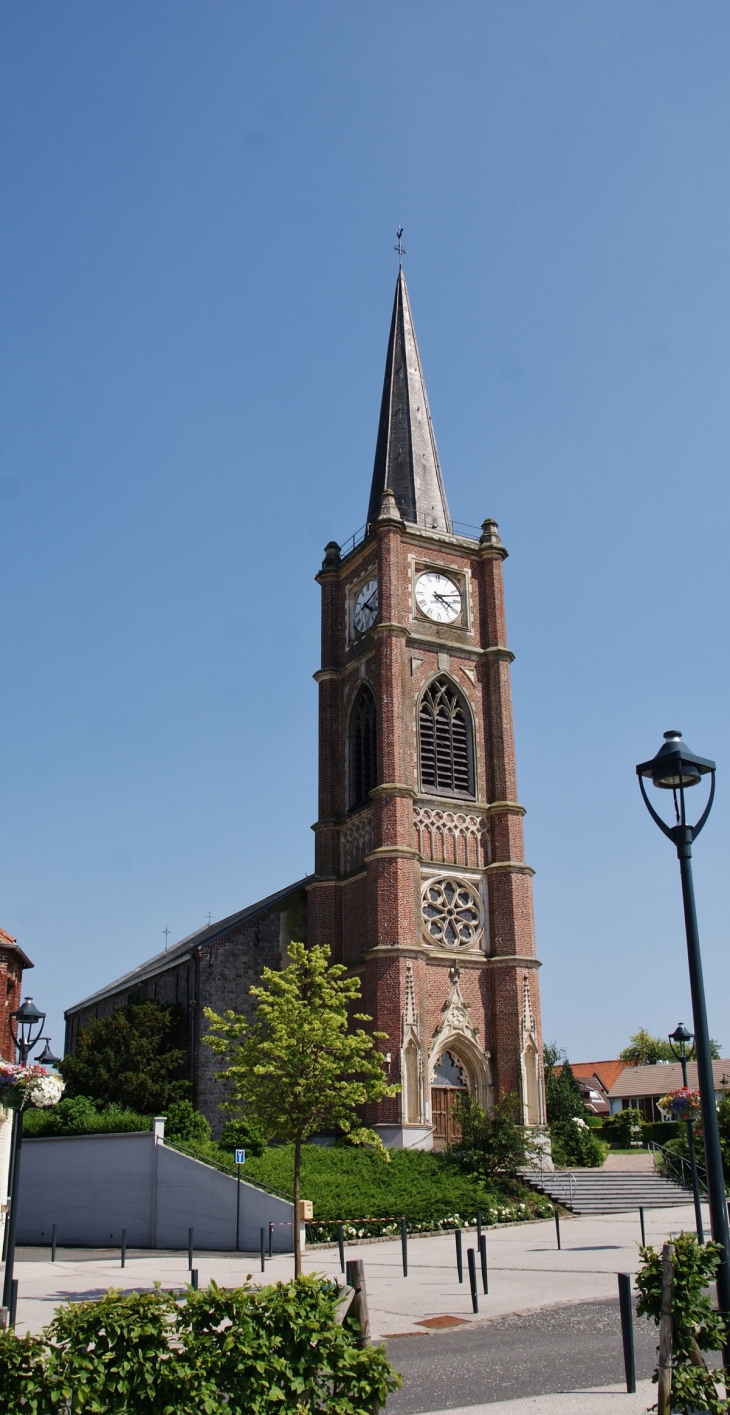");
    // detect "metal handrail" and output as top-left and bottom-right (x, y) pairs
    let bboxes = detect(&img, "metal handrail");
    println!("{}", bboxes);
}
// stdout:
(164, 1140), (293, 1202)
(647, 1139), (709, 1194)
